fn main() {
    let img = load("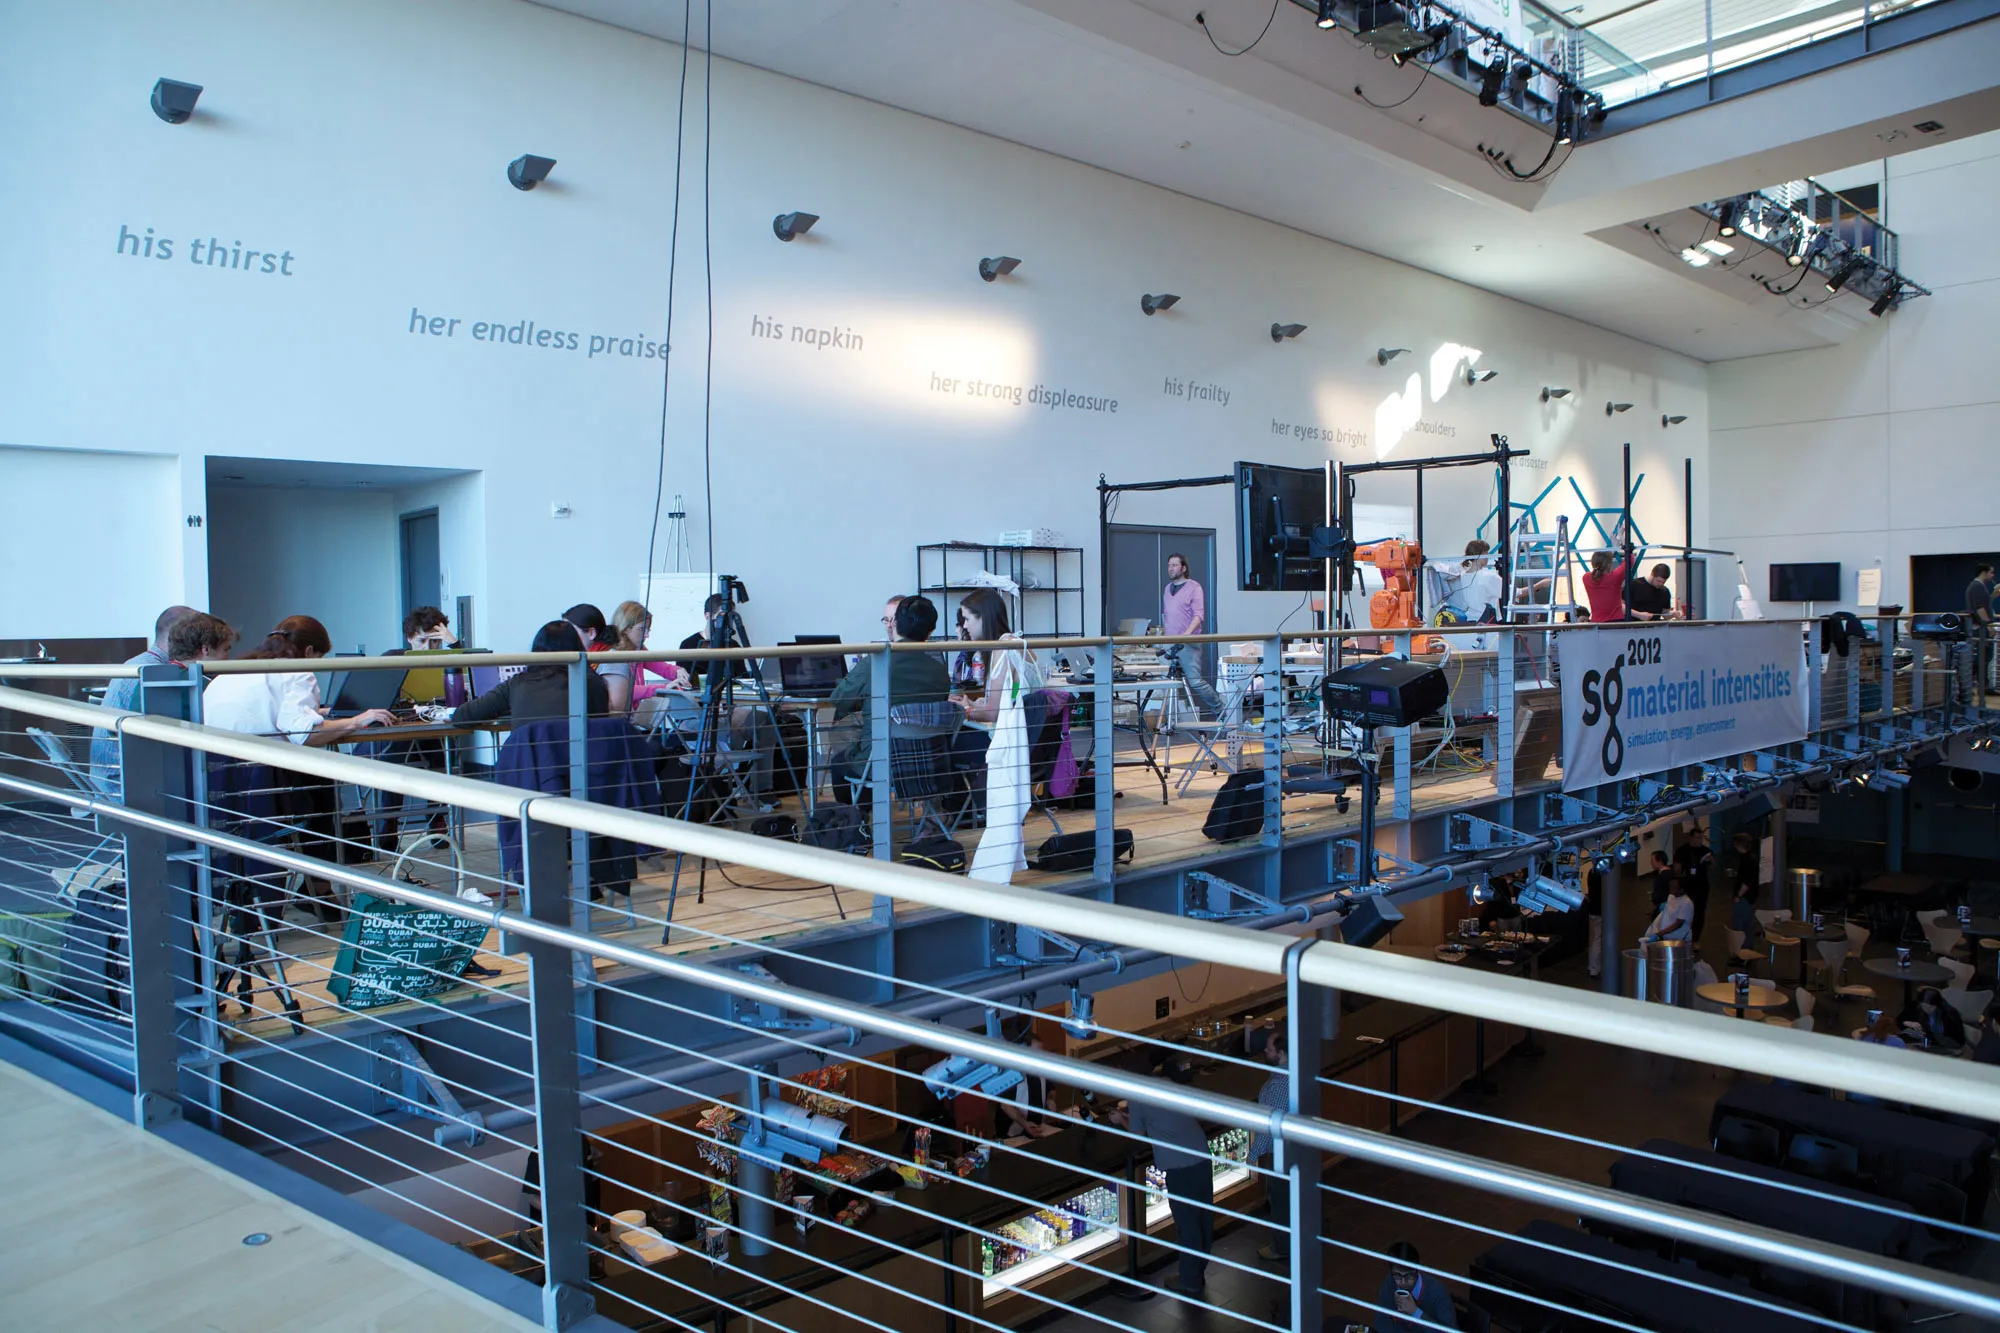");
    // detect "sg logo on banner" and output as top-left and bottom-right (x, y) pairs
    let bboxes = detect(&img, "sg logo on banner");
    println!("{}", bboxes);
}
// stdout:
(1578, 653), (1625, 776)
